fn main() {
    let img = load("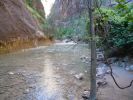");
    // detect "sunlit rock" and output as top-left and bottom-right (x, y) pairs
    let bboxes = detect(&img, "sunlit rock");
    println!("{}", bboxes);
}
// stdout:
(74, 73), (84, 80)
(8, 72), (14, 75)
(82, 90), (90, 99)
(126, 65), (133, 71)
